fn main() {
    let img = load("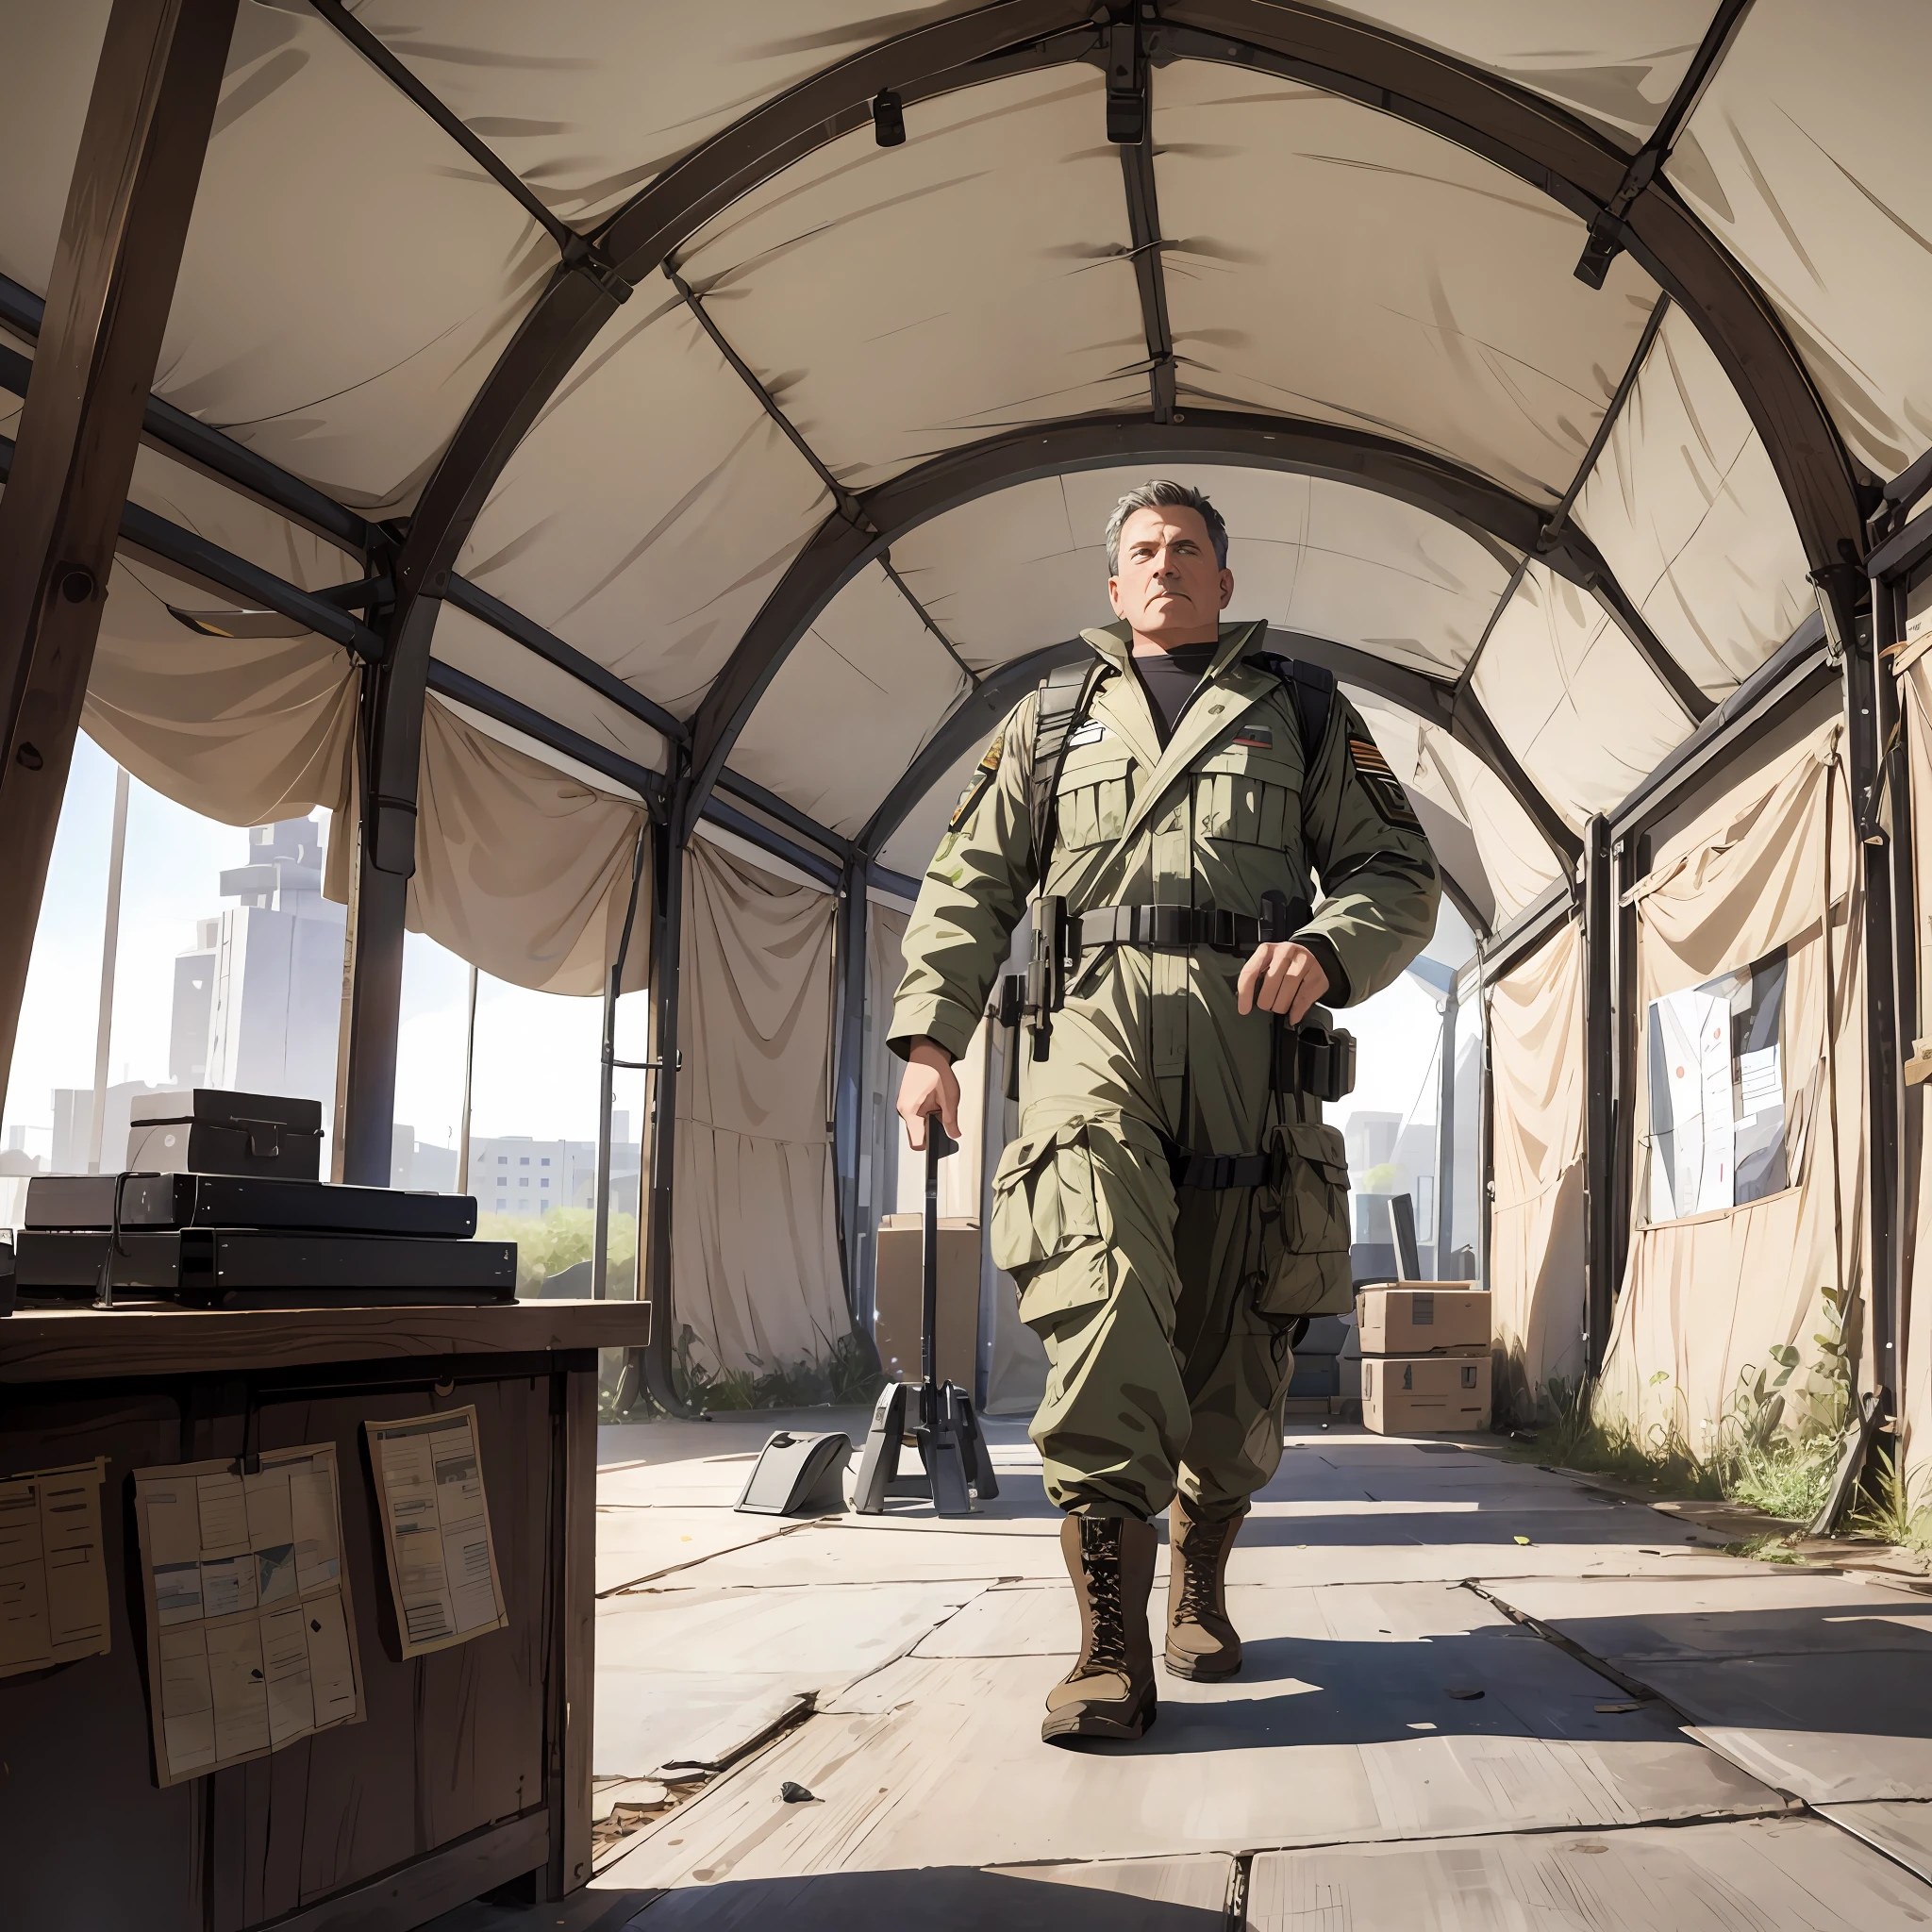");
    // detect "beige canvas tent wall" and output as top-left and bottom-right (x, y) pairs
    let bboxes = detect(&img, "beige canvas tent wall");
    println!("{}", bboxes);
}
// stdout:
(1598, 722), (1866, 1451)
(1487, 922), (1587, 1425)
(1, 3), (1928, 1455)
